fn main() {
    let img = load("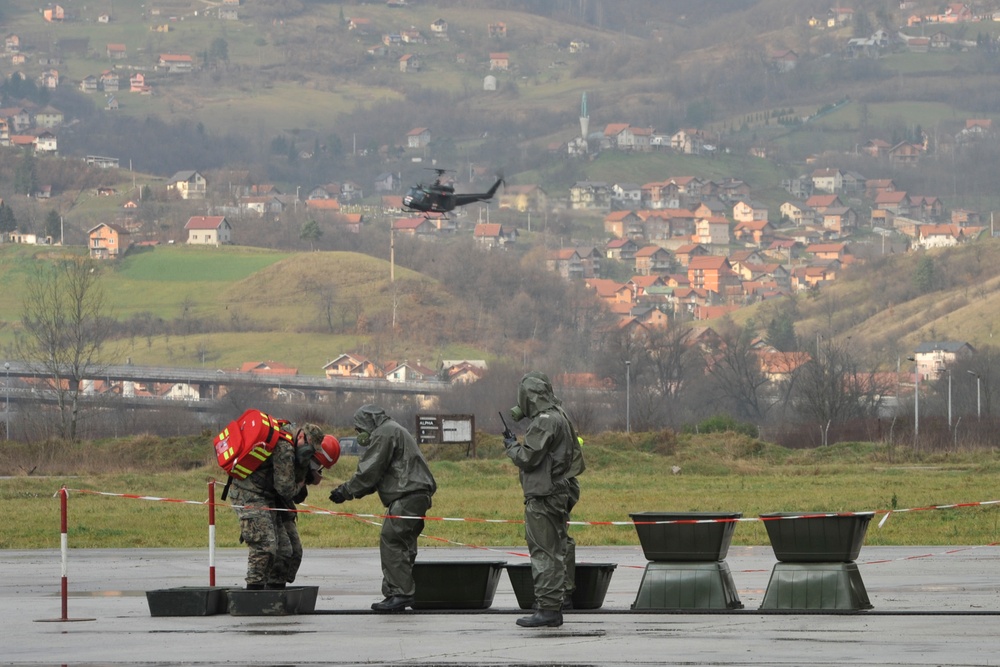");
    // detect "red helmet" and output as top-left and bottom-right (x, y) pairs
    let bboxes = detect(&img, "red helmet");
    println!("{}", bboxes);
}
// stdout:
(313, 434), (340, 468)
